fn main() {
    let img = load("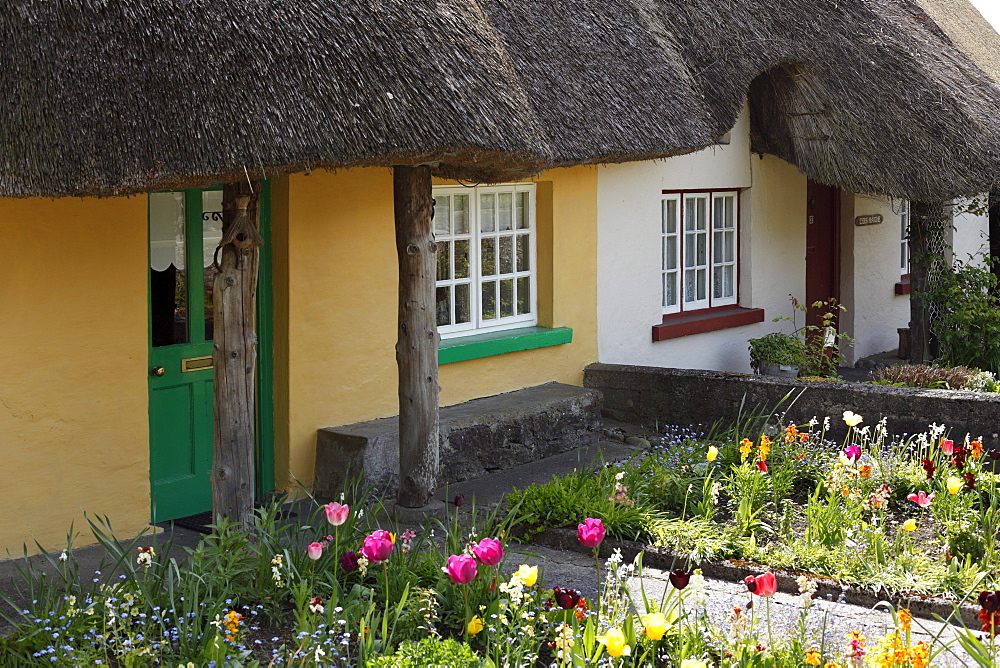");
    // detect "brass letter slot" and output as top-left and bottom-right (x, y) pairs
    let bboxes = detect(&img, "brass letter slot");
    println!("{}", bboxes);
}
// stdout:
(181, 356), (214, 373)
